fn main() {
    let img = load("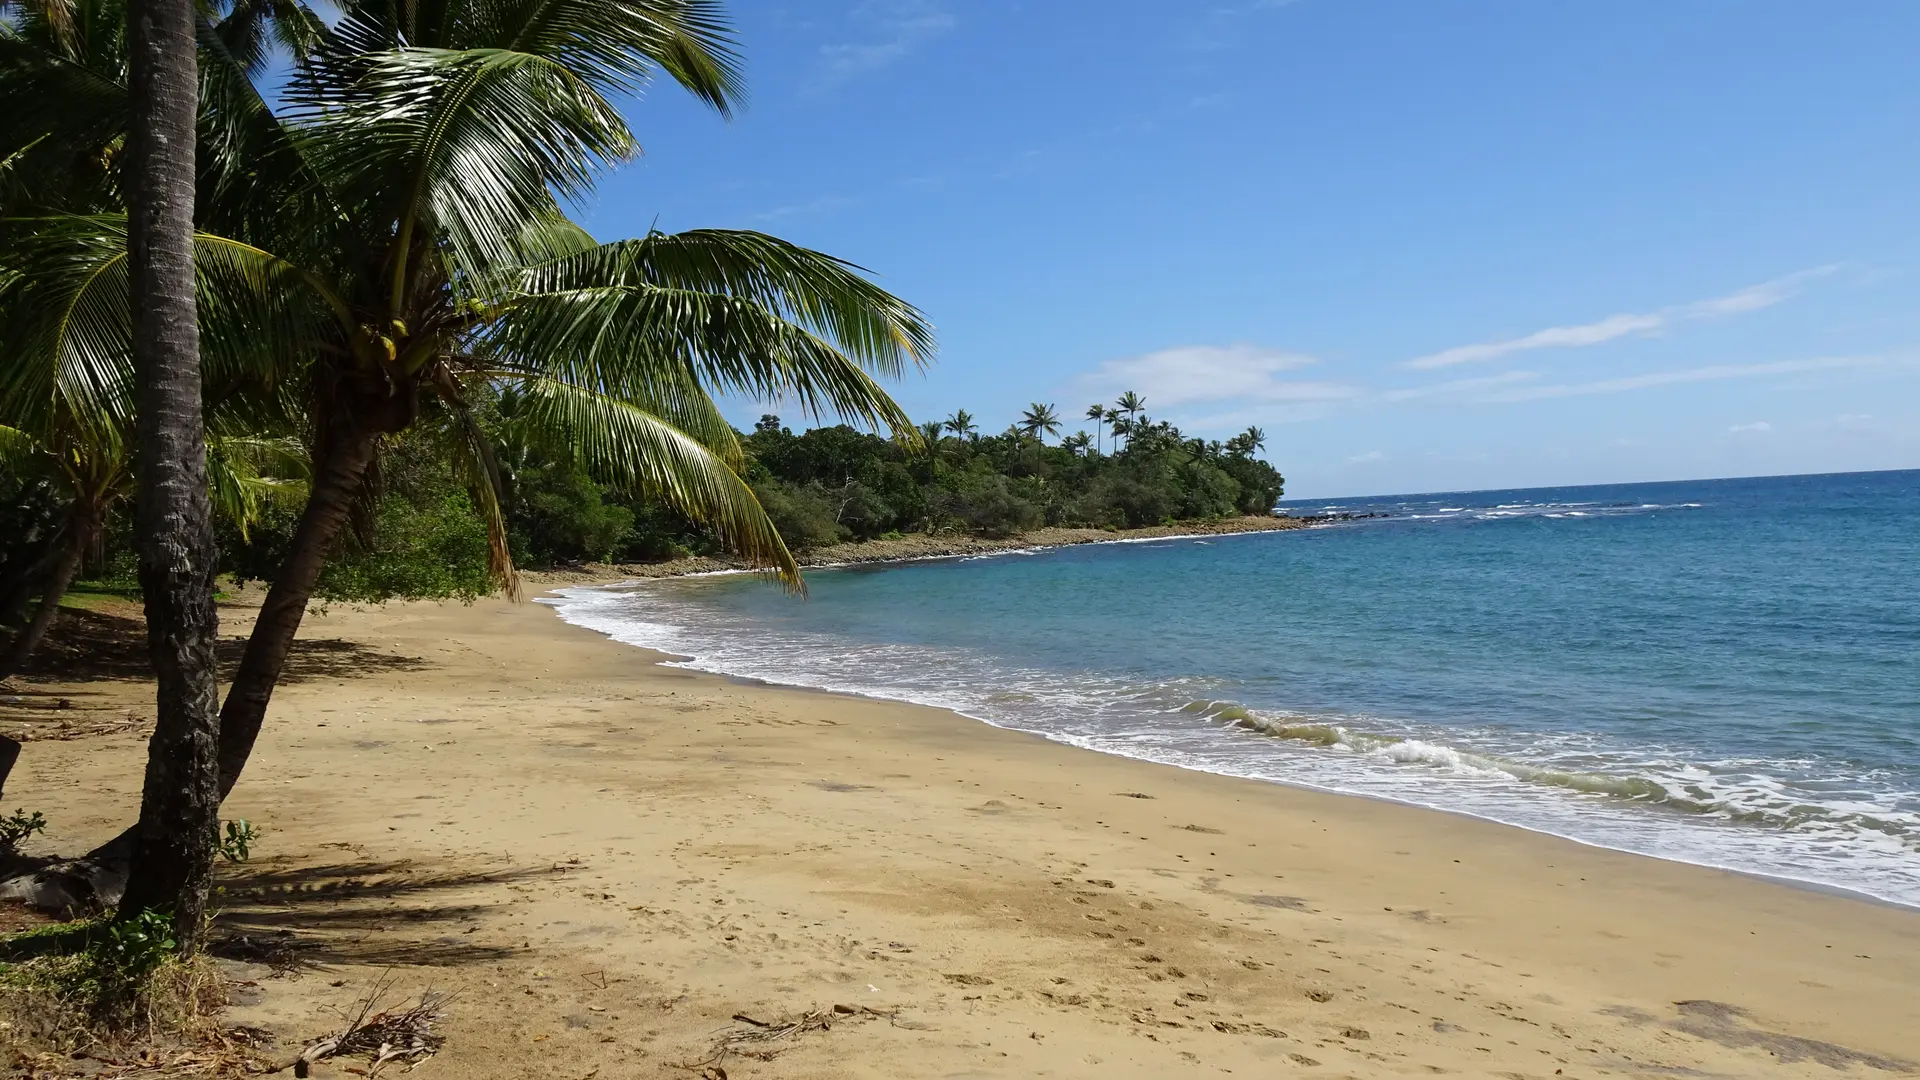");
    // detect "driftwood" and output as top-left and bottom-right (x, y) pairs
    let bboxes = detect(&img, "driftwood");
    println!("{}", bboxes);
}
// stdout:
(696, 1004), (894, 1070)
(0, 828), (130, 917)
(275, 974), (451, 1077)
